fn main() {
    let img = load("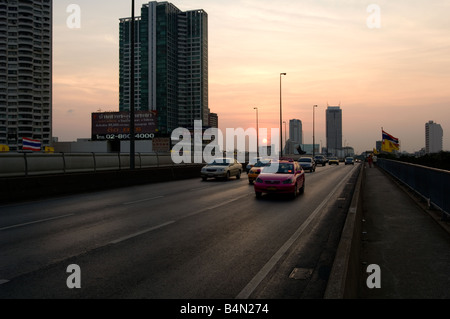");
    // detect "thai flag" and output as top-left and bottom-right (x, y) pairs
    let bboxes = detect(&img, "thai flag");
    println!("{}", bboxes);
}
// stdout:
(22, 138), (42, 152)
(382, 130), (399, 145)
